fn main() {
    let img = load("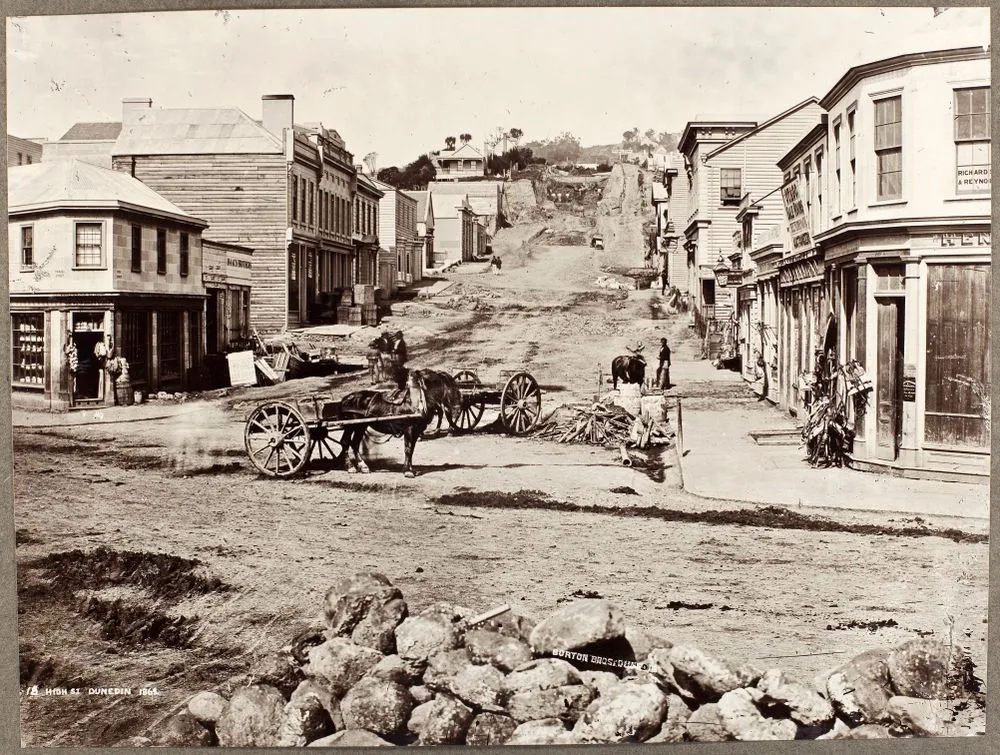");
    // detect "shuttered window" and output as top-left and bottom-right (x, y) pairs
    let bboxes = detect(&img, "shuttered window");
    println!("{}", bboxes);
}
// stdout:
(874, 96), (902, 201)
